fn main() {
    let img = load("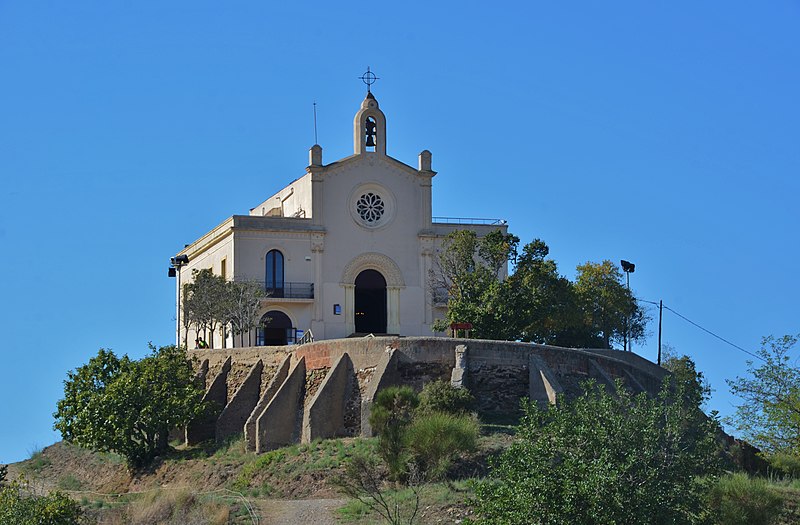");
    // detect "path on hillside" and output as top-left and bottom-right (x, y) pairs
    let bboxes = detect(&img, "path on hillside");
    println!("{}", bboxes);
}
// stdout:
(255, 498), (348, 524)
